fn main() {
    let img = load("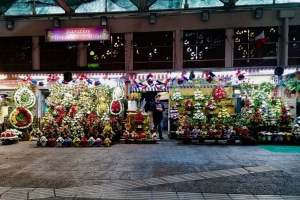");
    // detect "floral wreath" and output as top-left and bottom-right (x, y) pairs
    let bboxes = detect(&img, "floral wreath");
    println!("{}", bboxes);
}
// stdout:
(96, 101), (109, 117)
(112, 85), (124, 100)
(14, 87), (36, 108)
(110, 100), (123, 116)
(9, 107), (33, 129)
